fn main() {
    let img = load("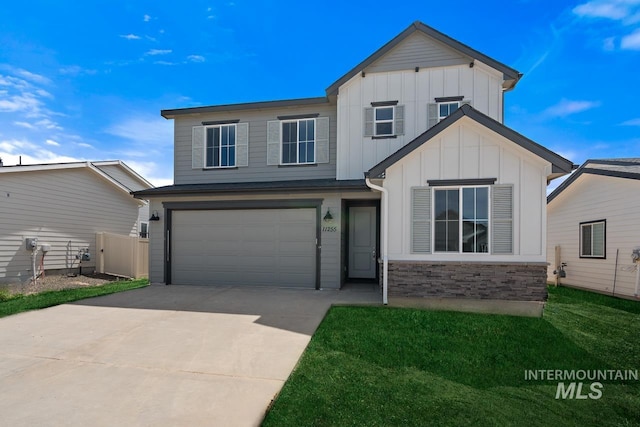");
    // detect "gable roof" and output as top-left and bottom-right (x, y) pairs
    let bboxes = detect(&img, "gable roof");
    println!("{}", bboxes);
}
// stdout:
(325, 21), (522, 96)
(367, 104), (575, 179)
(547, 158), (640, 203)
(0, 160), (153, 196)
